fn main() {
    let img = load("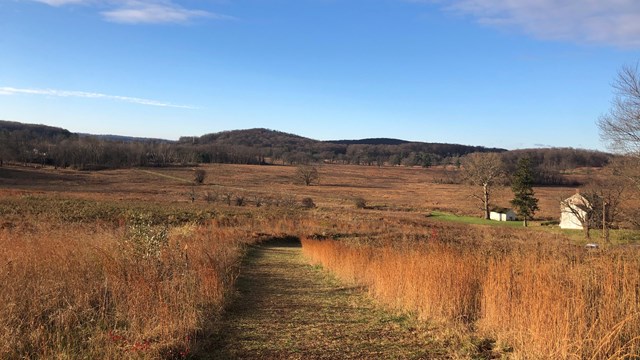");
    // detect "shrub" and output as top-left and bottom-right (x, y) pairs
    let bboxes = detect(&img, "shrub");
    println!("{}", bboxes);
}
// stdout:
(272, 194), (297, 208)
(222, 192), (233, 206)
(193, 169), (206, 184)
(353, 197), (366, 209)
(204, 191), (218, 203)
(301, 197), (316, 209)
(123, 212), (169, 260)
(234, 196), (245, 207)
(253, 195), (264, 207)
